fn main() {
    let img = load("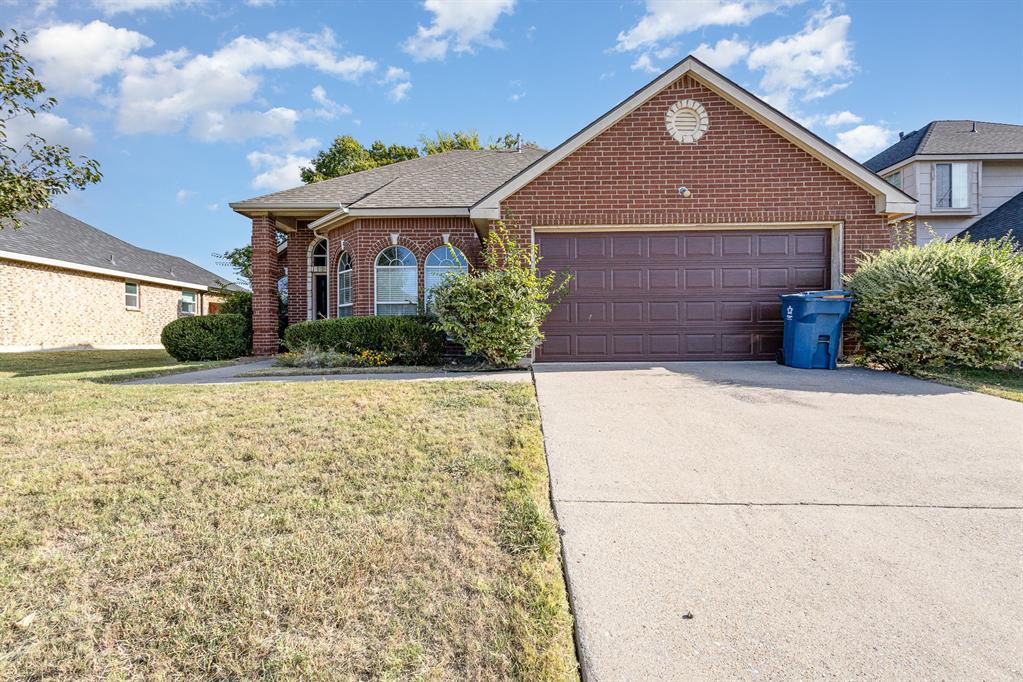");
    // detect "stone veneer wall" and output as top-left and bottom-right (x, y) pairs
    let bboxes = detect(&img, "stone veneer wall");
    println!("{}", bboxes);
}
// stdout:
(0, 258), (219, 351)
